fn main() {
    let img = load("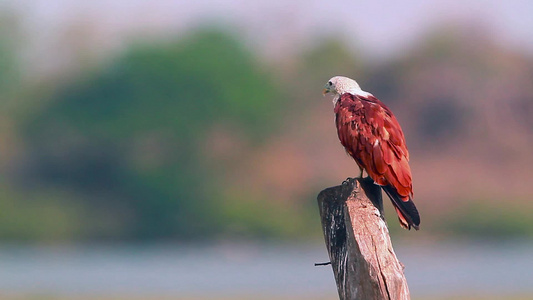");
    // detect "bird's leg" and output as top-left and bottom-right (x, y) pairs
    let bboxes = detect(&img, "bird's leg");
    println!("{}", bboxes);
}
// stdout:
(343, 167), (364, 186)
